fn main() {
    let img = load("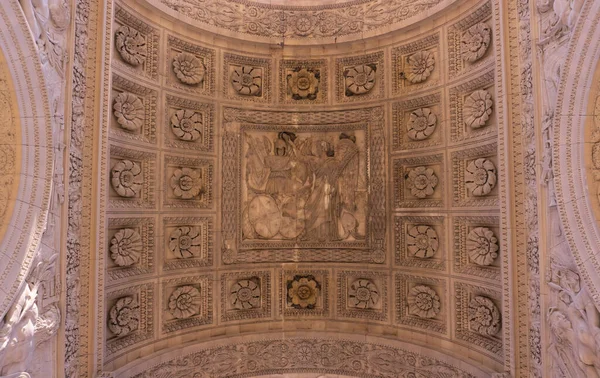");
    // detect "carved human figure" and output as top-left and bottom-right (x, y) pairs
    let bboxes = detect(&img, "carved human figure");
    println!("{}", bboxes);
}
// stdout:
(553, 0), (584, 29)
